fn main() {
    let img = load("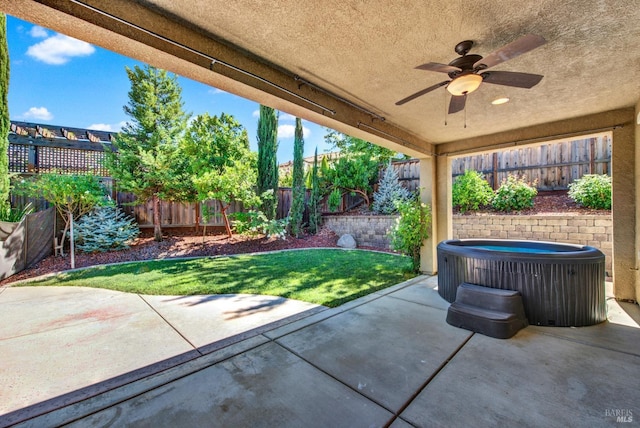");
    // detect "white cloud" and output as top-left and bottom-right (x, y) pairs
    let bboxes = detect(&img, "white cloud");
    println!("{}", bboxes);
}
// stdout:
(278, 124), (311, 139)
(87, 121), (126, 132)
(252, 109), (260, 118)
(207, 88), (226, 95)
(26, 34), (95, 65)
(29, 26), (48, 38)
(20, 107), (53, 121)
(279, 113), (296, 122)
